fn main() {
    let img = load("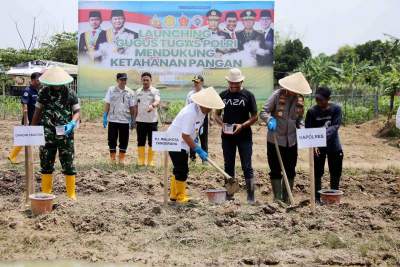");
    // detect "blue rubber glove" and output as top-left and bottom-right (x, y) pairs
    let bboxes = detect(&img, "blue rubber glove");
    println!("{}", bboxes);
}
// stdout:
(193, 145), (208, 161)
(267, 116), (277, 132)
(103, 112), (108, 128)
(64, 120), (77, 136)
